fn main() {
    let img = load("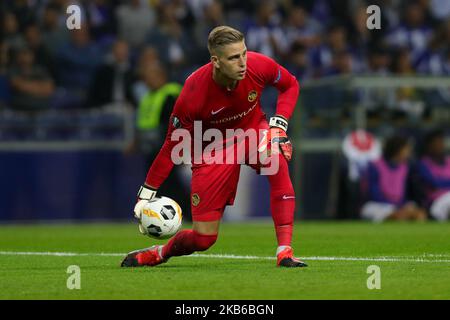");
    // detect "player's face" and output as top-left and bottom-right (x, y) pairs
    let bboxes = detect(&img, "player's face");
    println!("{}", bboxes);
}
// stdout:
(213, 41), (247, 80)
